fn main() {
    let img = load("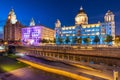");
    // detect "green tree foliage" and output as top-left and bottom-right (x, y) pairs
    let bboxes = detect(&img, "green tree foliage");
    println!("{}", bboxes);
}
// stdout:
(65, 36), (70, 44)
(41, 39), (48, 43)
(83, 37), (91, 45)
(58, 37), (63, 44)
(104, 35), (113, 44)
(115, 36), (120, 46)
(93, 35), (100, 44)
(76, 37), (82, 44)
(53, 38), (56, 43)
